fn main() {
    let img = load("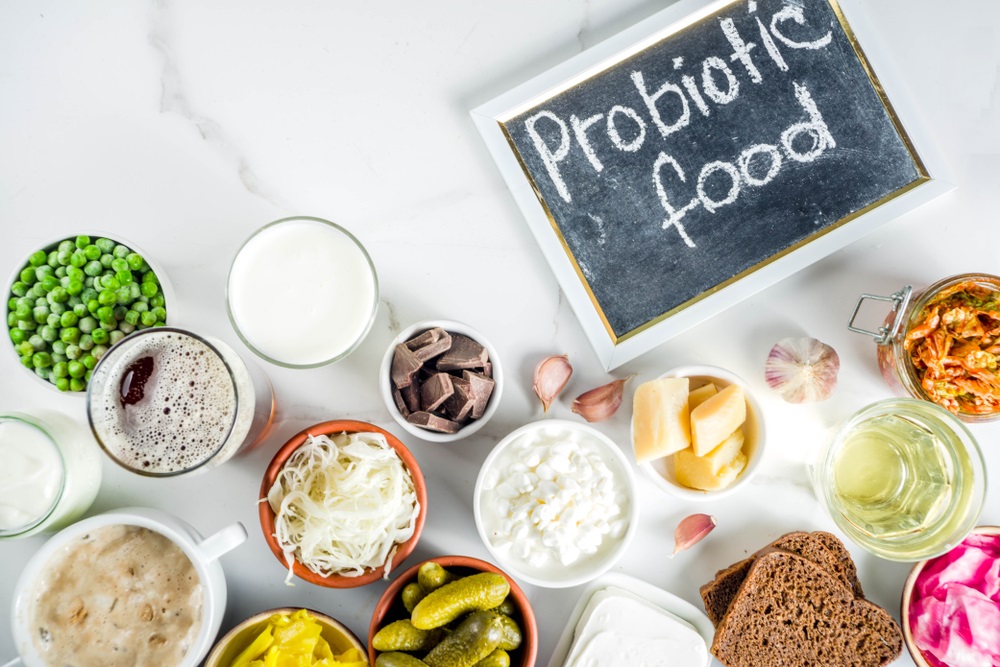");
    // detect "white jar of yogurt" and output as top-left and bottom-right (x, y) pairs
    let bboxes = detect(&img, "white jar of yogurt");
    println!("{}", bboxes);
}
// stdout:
(0, 411), (102, 539)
